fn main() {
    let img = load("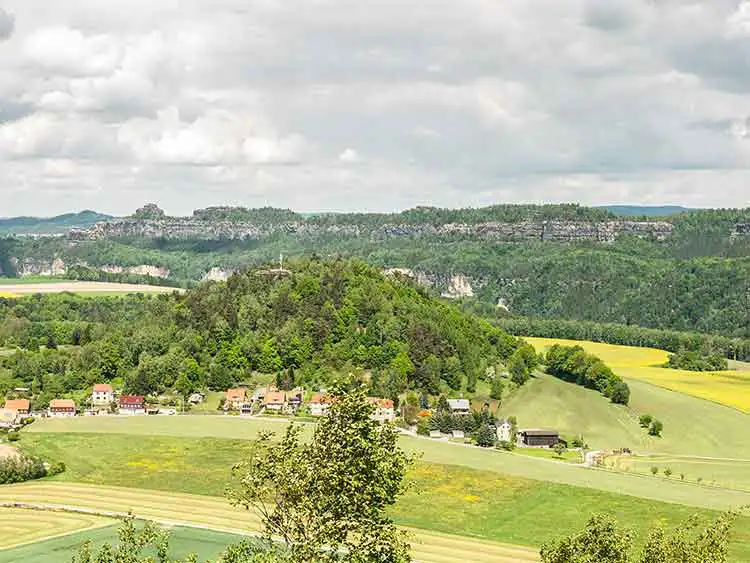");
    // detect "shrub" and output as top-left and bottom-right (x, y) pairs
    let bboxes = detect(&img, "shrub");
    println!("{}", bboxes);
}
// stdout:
(48, 461), (66, 476)
(497, 440), (514, 451)
(0, 455), (47, 484)
(475, 423), (497, 448)
(7, 431), (20, 442)
(664, 468), (672, 478)
(638, 414), (653, 428)
(650, 466), (659, 476)
(648, 419), (664, 437)
(21, 417), (35, 426)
